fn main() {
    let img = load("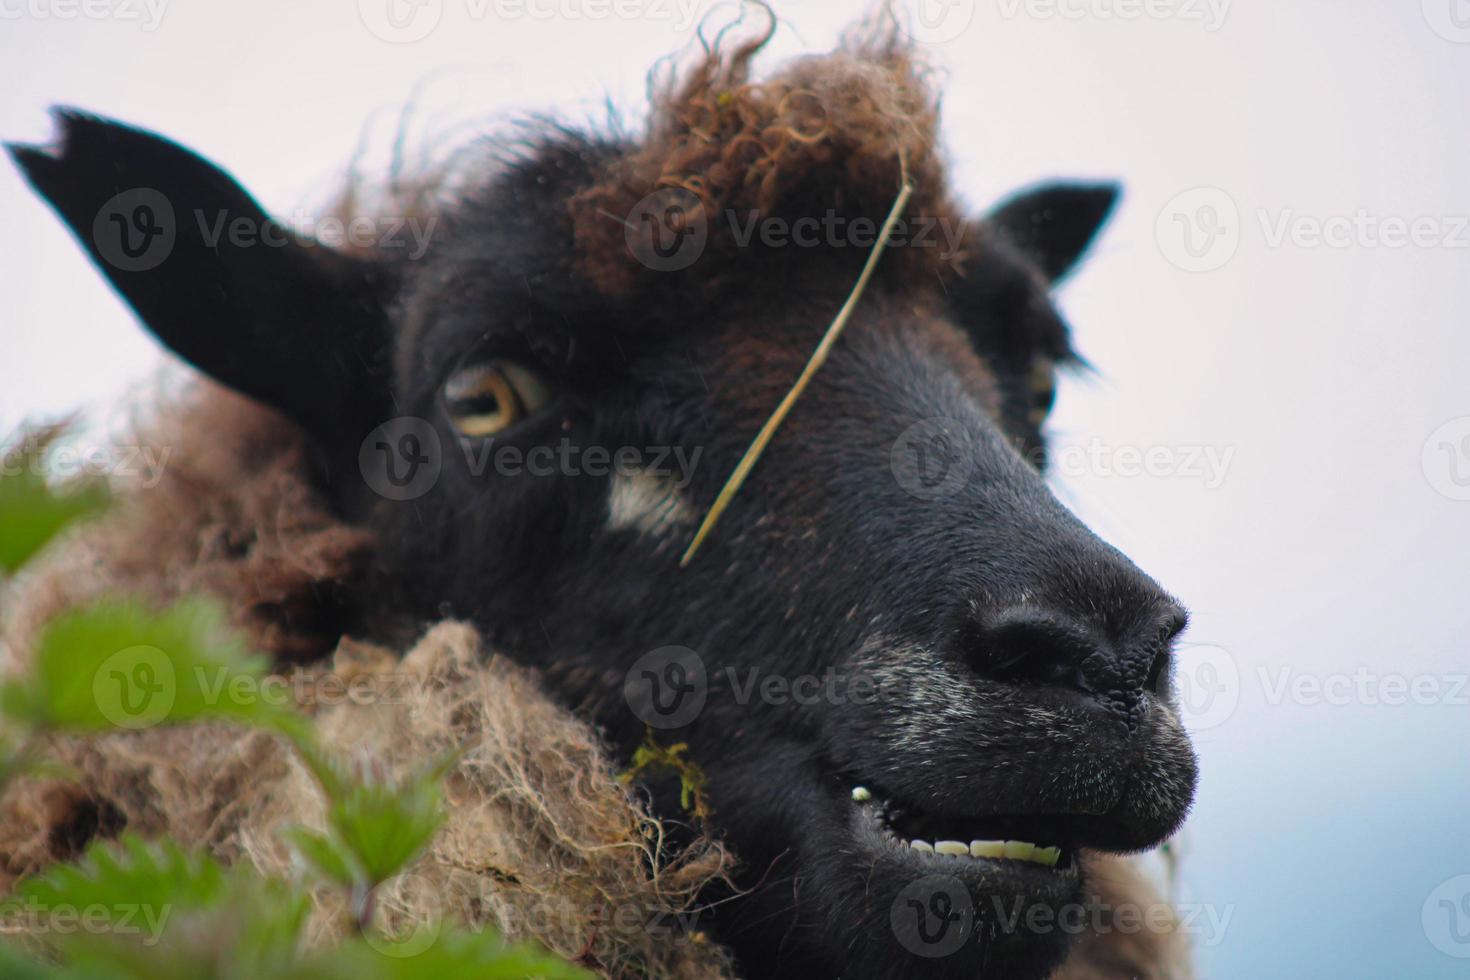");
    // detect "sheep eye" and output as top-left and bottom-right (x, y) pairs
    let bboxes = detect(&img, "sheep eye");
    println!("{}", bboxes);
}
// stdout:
(443, 361), (550, 438)
(1028, 358), (1057, 426)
